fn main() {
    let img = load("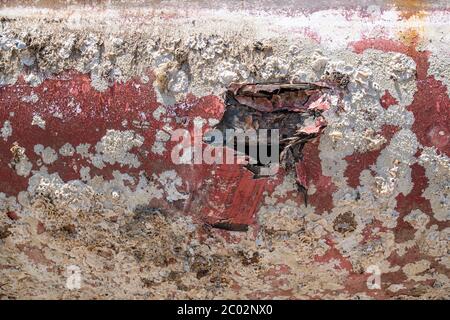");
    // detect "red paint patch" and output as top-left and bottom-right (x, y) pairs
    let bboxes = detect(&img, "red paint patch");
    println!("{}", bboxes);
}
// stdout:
(17, 245), (52, 266)
(314, 241), (353, 272)
(0, 71), (160, 195)
(6, 211), (19, 221)
(348, 36), (450, 238)
(37, 221), (46, 235)
(361, 219), (387, 244)
(408, 78), (450, 156)
(351, 38), (430, 79)
(395, 162), (432, 216)
(380, 90), (398, 109)
(388, 245), (426, 267)
(343, 273), (386, 299)
(344, 125), (400, 188)
(195, 164), (268, 226)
